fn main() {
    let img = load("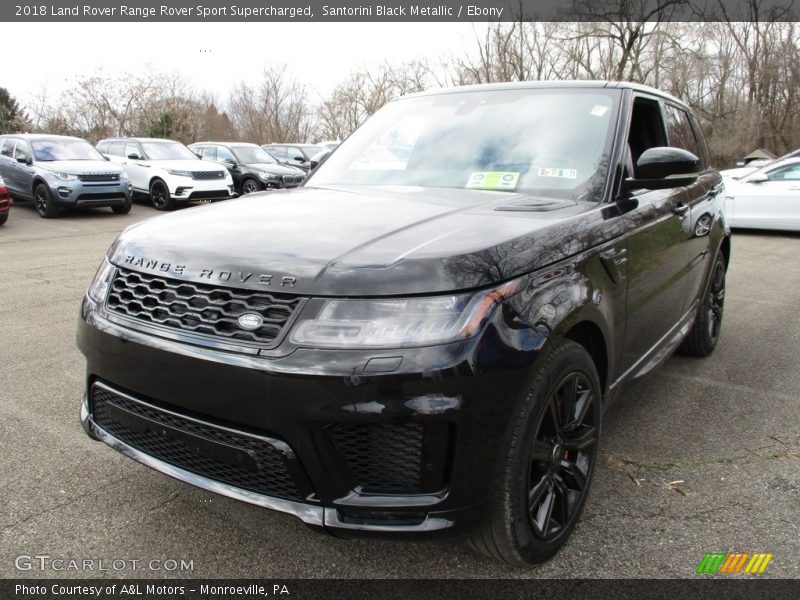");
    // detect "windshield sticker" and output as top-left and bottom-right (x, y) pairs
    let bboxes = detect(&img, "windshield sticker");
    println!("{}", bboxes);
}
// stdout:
(590, 105), (610, 117)
(538, 167), (577, 179)
(466, 171), (520, 190)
